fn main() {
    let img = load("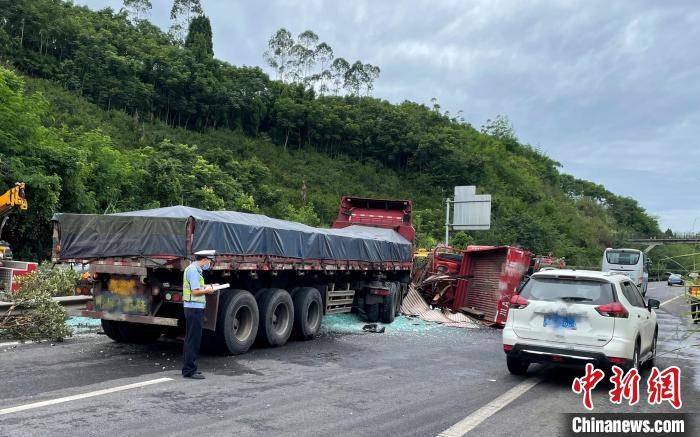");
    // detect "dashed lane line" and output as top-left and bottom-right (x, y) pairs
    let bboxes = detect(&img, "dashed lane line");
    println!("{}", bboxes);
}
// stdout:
(0, 377), (173, 415)
(437, 378), (541, 437)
